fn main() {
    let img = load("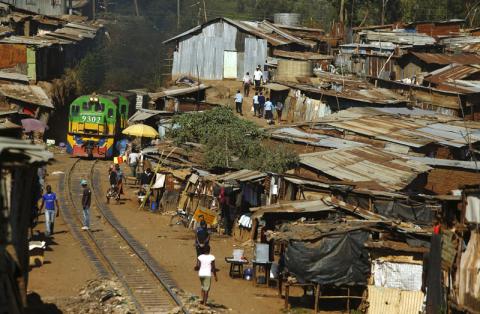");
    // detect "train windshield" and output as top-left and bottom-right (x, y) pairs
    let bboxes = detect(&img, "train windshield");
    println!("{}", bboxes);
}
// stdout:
(94, 102), (104, 112)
